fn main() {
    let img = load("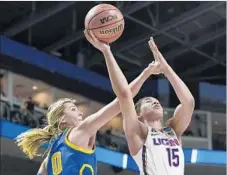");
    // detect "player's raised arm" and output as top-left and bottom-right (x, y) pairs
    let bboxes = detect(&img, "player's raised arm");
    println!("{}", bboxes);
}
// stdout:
(81, 62), (157, 133)
(82, 30), (149, 155)
(149, 38), (195, 137)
